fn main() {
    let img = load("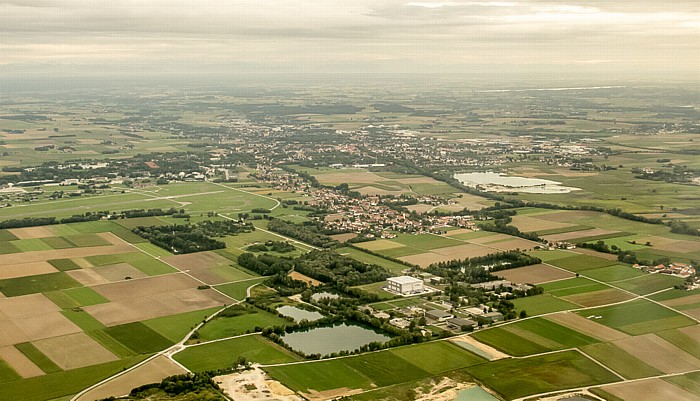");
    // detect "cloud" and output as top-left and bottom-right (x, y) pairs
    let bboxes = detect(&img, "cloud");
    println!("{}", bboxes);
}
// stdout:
(0, 0), (697, 78)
